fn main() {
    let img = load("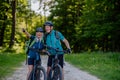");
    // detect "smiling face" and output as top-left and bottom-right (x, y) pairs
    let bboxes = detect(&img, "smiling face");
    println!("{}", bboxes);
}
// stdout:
(45, 26), (53, 33)
(36, 32), (43, 39)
